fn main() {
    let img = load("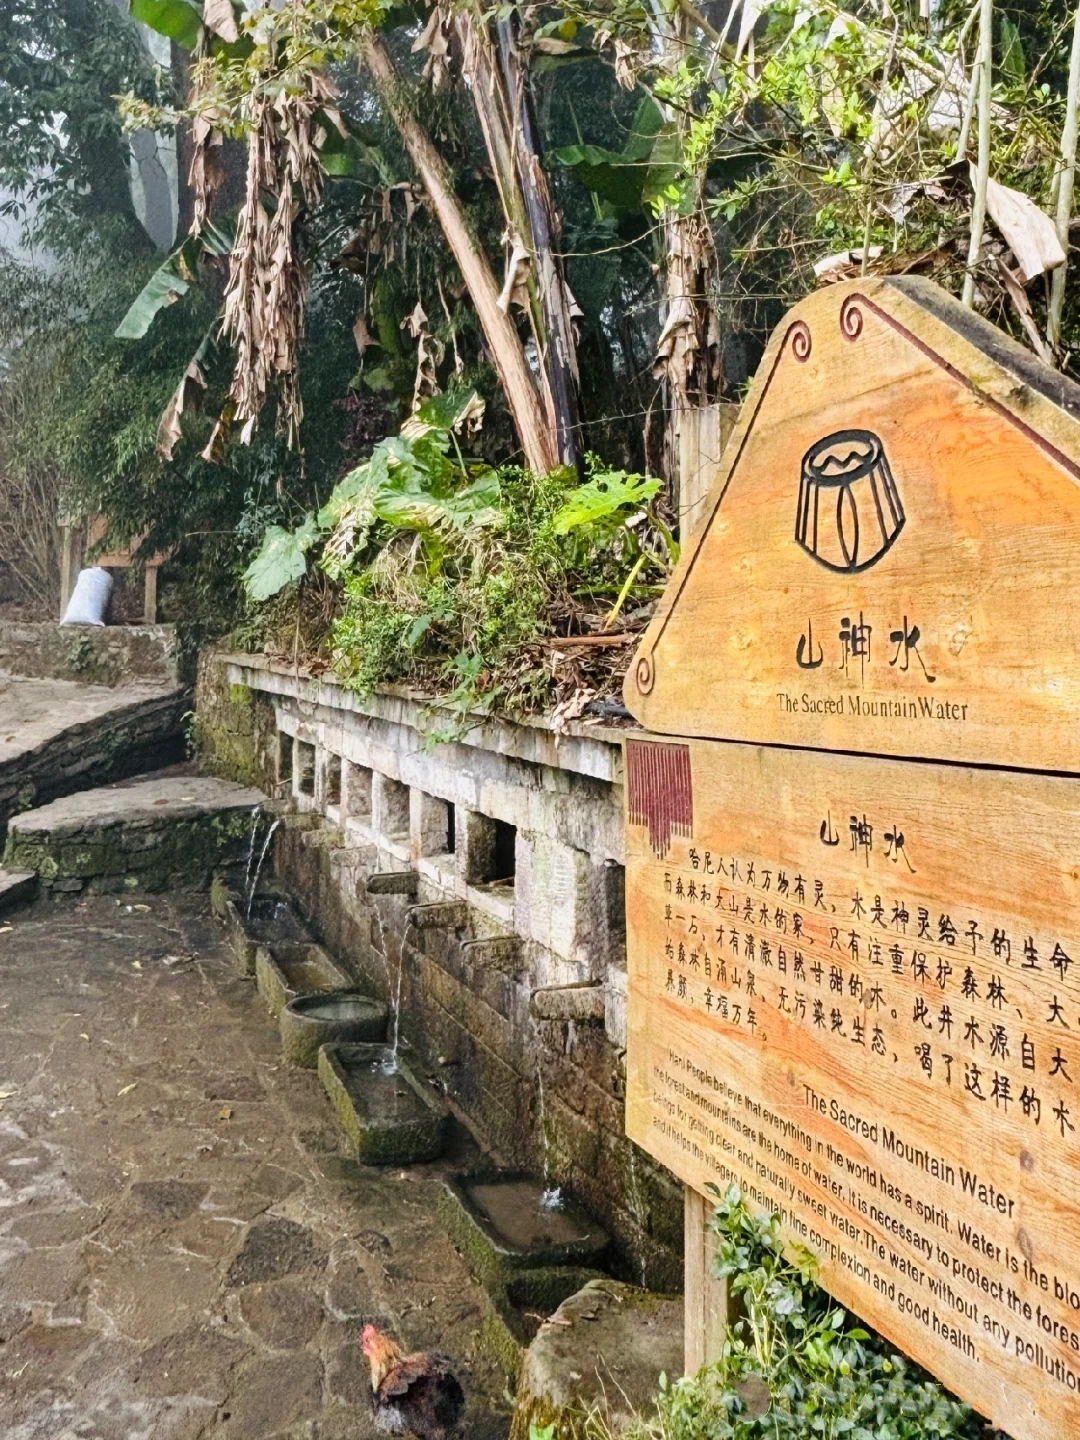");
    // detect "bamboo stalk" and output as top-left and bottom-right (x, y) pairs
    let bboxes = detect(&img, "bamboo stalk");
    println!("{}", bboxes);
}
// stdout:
(962, 0), (993, 309)
(542, 633), (636, 647)
(1048, 1), (1080, 353)
(954, 52), (980, 163)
